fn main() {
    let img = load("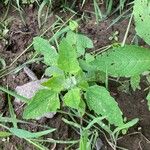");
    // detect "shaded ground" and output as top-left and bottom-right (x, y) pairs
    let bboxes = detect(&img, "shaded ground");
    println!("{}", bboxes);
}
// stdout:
(0, 1), (150, 150)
